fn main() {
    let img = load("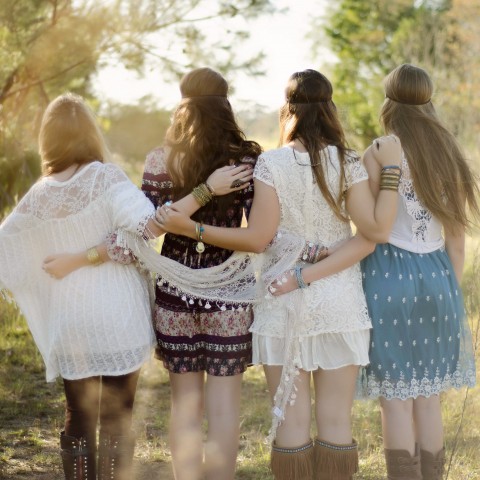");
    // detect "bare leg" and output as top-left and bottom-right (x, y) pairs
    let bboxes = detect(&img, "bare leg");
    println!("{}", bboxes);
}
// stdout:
(169, 371), (205, 480)
(204, 373), (243, 480)
(413, 395), (444, 454)
(264, 365), (312, 447)
(380, 397), (416, 455)
(312, 365), (358, 444)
